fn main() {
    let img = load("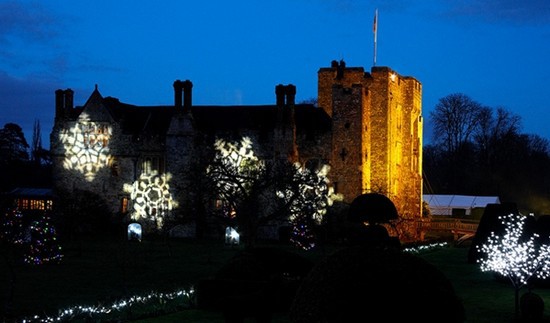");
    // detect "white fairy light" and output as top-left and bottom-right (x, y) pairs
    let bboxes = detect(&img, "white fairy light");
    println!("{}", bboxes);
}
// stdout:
(477, 213), (550, 316)
(477, 213), (550, 287)
(21, 287), (195, 322)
